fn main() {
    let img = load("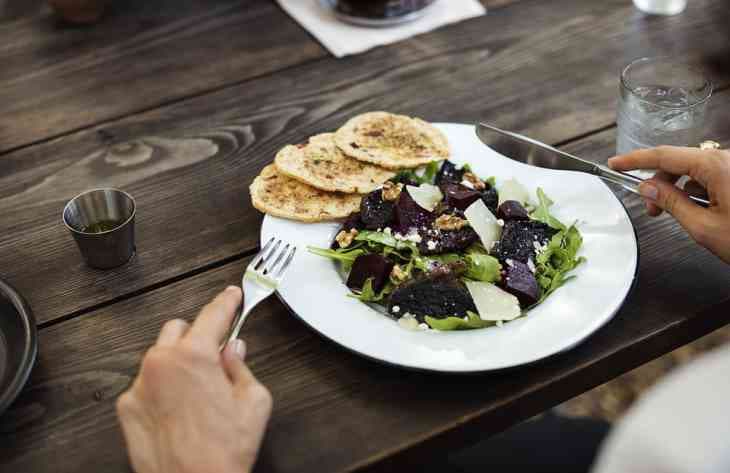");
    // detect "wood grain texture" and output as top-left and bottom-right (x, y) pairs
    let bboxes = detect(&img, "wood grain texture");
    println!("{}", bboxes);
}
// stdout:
(0, 207), (728, 473)
(0, 0), (326, 153)
(0, 0), (524, 153)
(1, 0), (728, 326)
